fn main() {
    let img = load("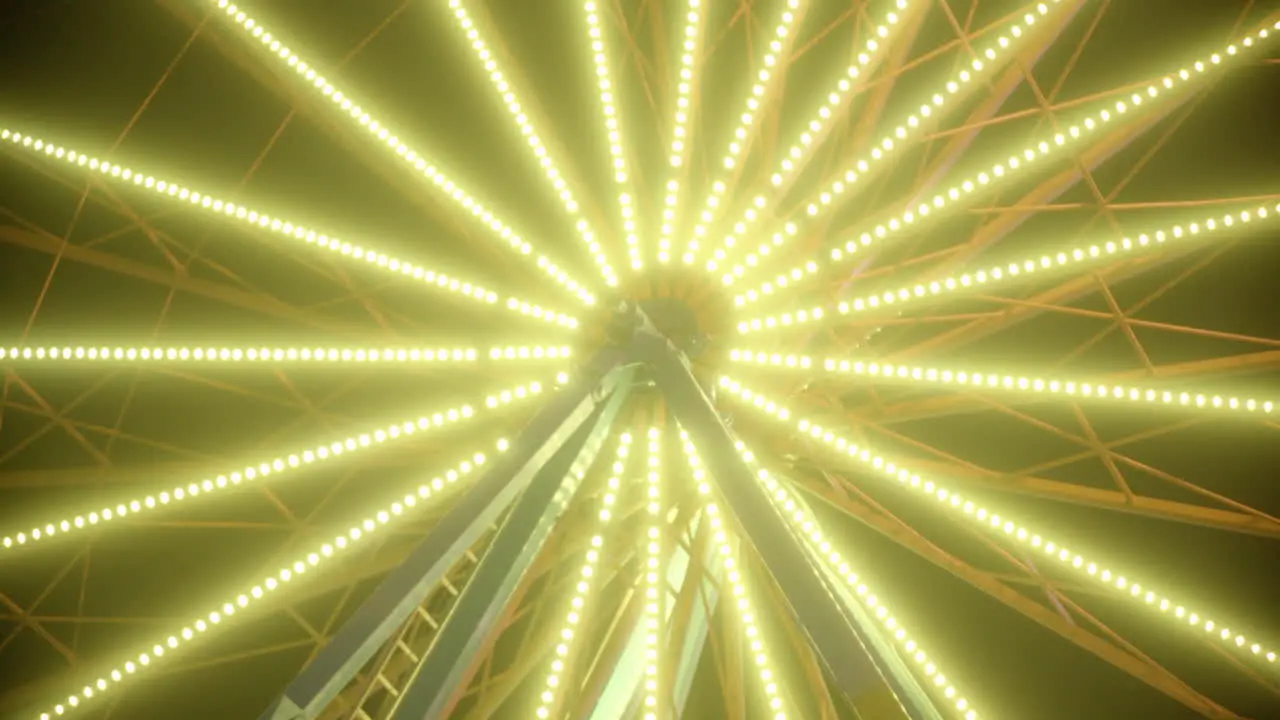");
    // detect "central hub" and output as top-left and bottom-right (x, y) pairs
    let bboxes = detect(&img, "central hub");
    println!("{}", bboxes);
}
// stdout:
(579, 265), (733, 370)
(637, 295), (705, 357)
(575, 265), (734, 387)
